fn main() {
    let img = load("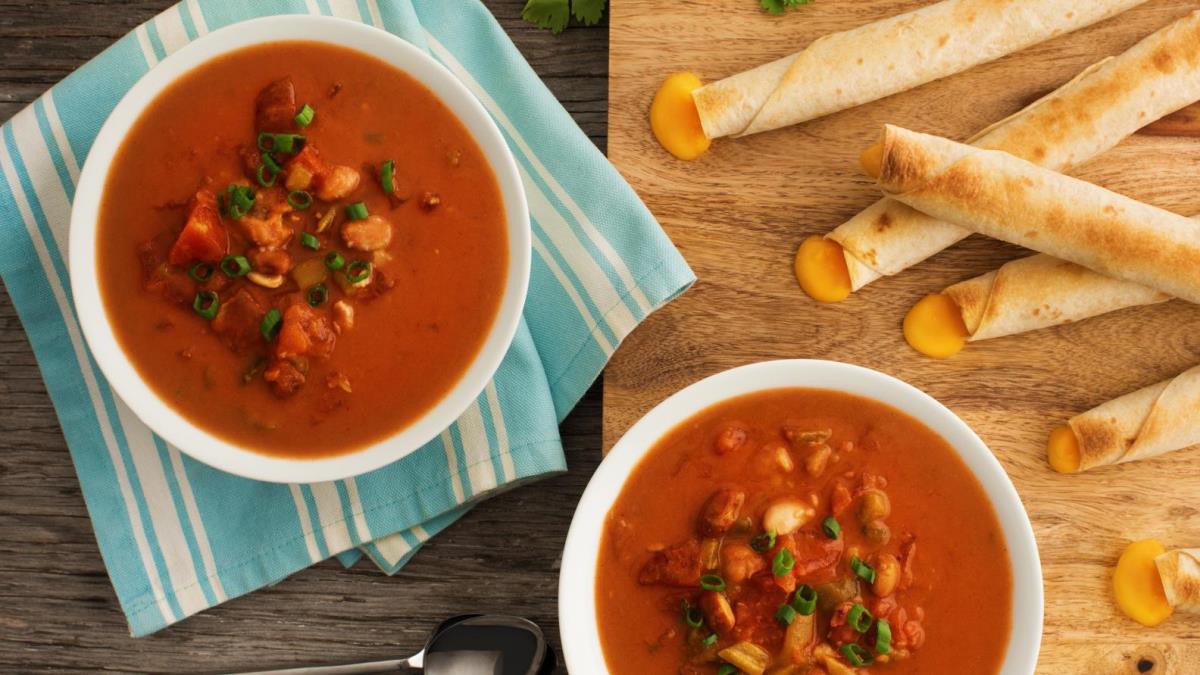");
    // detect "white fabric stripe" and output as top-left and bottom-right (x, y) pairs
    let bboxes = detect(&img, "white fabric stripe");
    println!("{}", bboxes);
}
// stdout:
(326, 0), (363, 20)
(135, 25), (158, 67)
(304, 0), (322, 14)
(364, 0), (385, 27)
(153, 6), (190, 56)
(411, 525), (430, 542)
(342, 477), (372, 543)
(9, 110), (70, 260)
(185, 0), (209, 35)
(532, 235), (614, 355)
(166, 445), (226, 602)
(112, 400), (207, 616)
(0, 143), (175, 623)
(485, 382), (515, 482)
(441, 429), (466, 503)
(520, 163), (638, 338)
(424, 33), (653, 317)
(456, 402), (498, 495)
(308, 482), (353, 554)
(372, 533), (413, 566)
(288, 485), (322, 562)
(41, 95), (80, 183)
